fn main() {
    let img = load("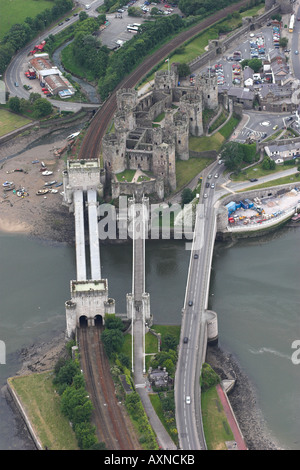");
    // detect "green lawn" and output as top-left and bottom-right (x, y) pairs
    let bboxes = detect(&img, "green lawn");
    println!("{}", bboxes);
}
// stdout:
(237, 172), (300, 191)
(0, 0), (53, 40)
(115, 169), (137, 182)
(201, 386), (234, 450)
(230, 161), (298, 182)
(0, 109), (32, 136)
(8, 372), (79, 450)
(176, 157), (212, 190)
